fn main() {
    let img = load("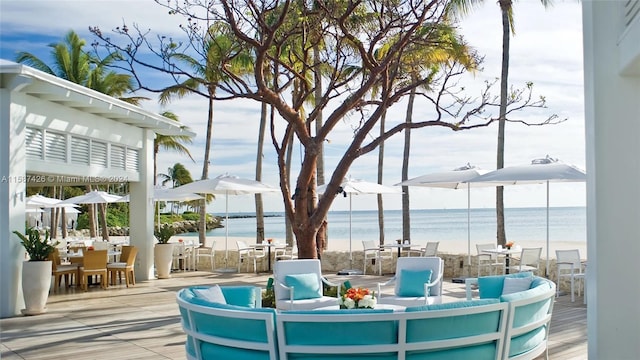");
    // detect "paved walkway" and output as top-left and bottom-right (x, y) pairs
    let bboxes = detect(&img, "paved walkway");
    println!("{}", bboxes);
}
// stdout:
(1, 270), (586, 359)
